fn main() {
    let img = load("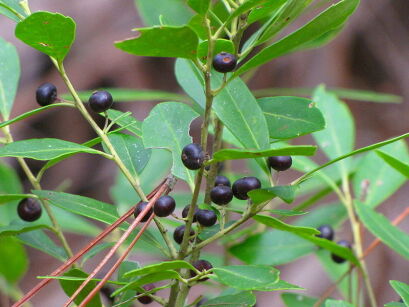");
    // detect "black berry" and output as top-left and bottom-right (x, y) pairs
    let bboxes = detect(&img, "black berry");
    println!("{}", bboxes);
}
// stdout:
(267, 156), (292, 172)
(182, 205), (198, 222)
(181, 143), (205, 170)
(134, 202), (153, 222)
(153, 195), (176, 217)
(190, 259), (213, 281)
(331, 240), (352, 264)
(214, 175), (230, 187)
(232, 177), (261, 200)
(196, 298), (208, 306)
(173, 225), (195, 244)
(36, 83), (57, 106)
(212, 52), (237, 73)
(316, 225), (334, 241)
(137, 283), (156, 304)
(17, 198), (42, 222)
(210, 185), (233, 205)
(88, 90), (113, 113)
(196, 209), (217, 227)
